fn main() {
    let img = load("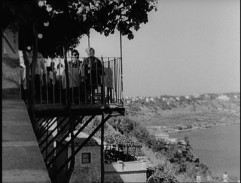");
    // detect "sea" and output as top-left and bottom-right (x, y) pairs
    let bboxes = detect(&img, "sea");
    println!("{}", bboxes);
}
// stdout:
(170, 123), (240, 181)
